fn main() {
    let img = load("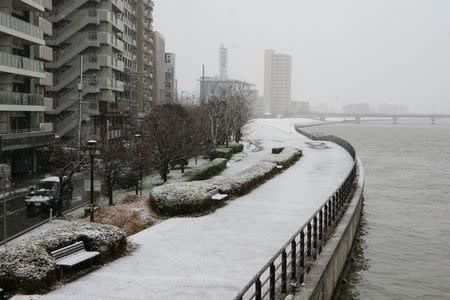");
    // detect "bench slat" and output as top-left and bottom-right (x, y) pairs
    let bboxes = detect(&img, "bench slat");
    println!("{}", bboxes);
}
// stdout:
(56, 250), (100, 267)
